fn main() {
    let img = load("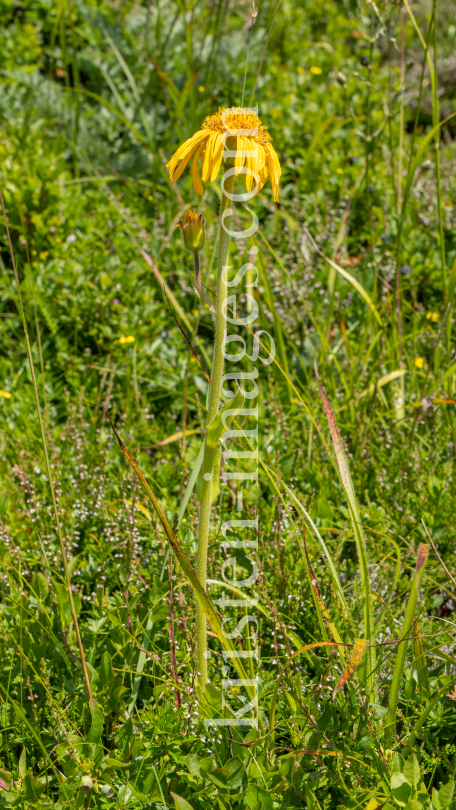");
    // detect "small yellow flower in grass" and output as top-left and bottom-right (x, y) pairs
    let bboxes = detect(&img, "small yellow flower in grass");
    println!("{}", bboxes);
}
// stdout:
(177, 210), (205, 252)
(0, 390), (11, 399)
(336, 168), (344, 174)
(310, 66), (322, 75)
(414, 356), (425, 369)
(198, 85), (205, 93)
(297, 65), (304, 74)
(166, 107), (281, 201)
(39, 251), (49, 260)
(119, 335), (135, 345)
(426, 311), (439, 322)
